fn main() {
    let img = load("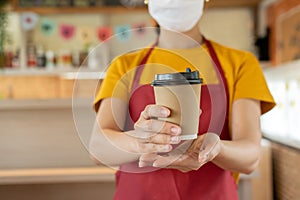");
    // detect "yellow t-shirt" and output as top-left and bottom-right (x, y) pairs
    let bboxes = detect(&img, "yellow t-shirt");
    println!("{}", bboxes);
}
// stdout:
(94, 40), (275, 117)
(94, 40), (276, 182)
